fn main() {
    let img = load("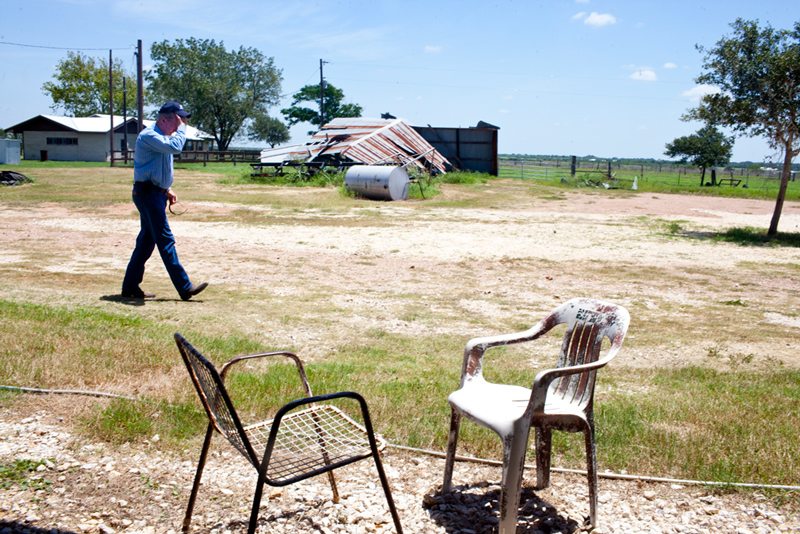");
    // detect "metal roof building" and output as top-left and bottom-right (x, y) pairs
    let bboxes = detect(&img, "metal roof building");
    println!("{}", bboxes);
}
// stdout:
(5, 114), (213, 162)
